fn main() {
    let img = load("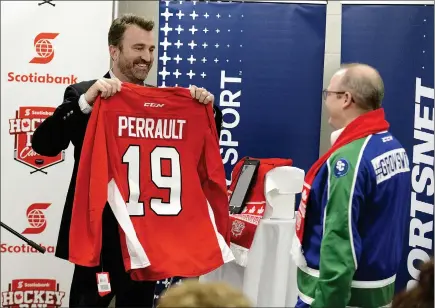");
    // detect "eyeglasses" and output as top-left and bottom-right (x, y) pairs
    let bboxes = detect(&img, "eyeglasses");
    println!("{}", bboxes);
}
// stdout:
(322, 89), (345, 101)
